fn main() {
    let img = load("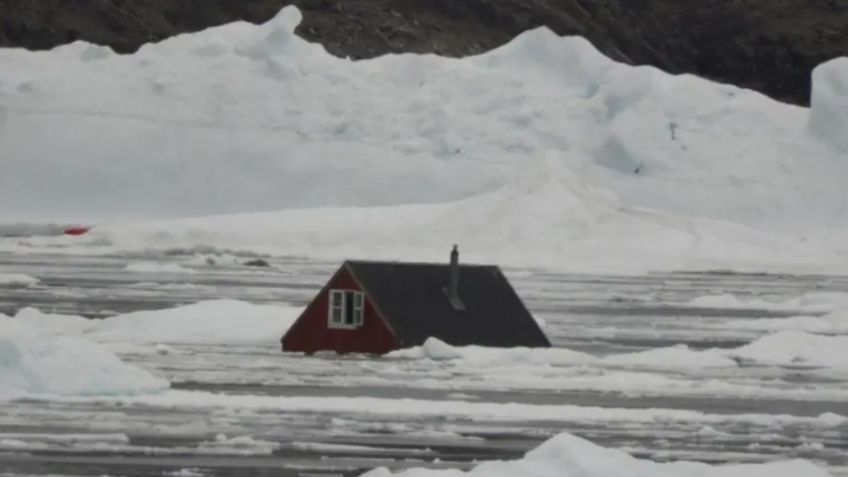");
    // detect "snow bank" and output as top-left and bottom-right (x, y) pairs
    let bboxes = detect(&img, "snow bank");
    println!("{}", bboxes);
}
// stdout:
(1, 7), (847, 272)
(0, 317), (168, 397)
(15, 300), (299, 344)
(0, 273), (39, 287)
(363, 432), (831, 477)
(808, 58), (848, 152)
(124, 261), (195, 274)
